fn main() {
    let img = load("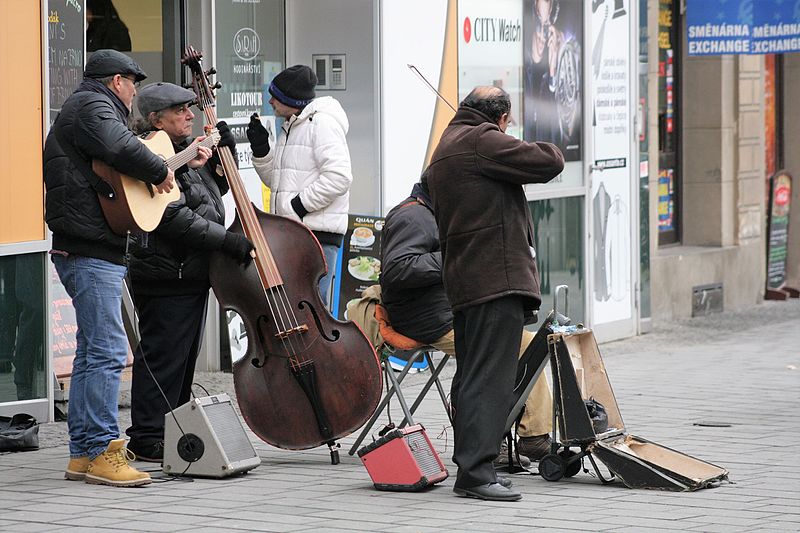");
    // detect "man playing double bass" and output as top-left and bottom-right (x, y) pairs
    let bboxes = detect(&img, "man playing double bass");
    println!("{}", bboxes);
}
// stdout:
(125, 82), (253, 462)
